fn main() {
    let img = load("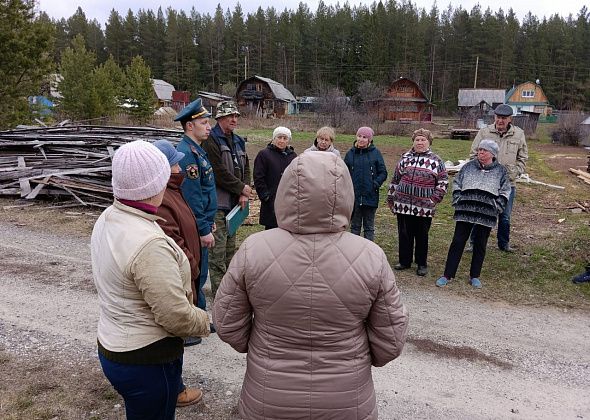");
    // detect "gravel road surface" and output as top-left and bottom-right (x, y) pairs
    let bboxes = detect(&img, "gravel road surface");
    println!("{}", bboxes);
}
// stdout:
(1, 221), (588, 419)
